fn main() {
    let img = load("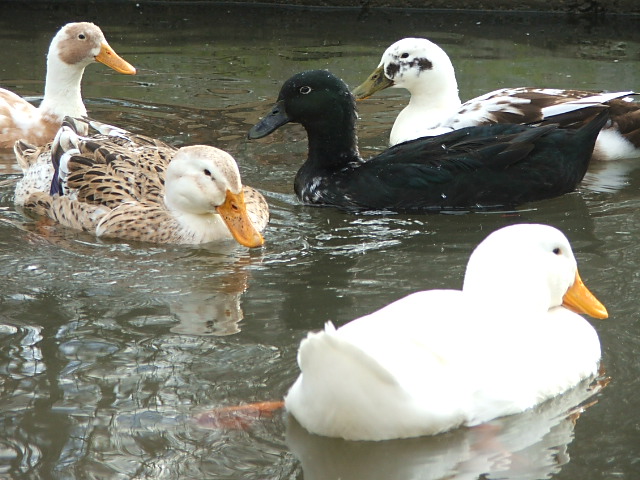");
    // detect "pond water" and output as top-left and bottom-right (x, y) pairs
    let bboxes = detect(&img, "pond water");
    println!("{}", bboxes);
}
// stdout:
(1, 3), (639, 479)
